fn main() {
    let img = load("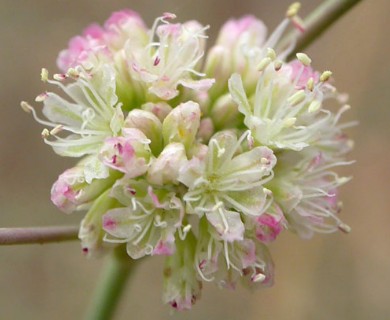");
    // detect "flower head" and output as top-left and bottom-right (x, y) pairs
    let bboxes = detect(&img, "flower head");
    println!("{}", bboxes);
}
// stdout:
(22, 4), (354, 311)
